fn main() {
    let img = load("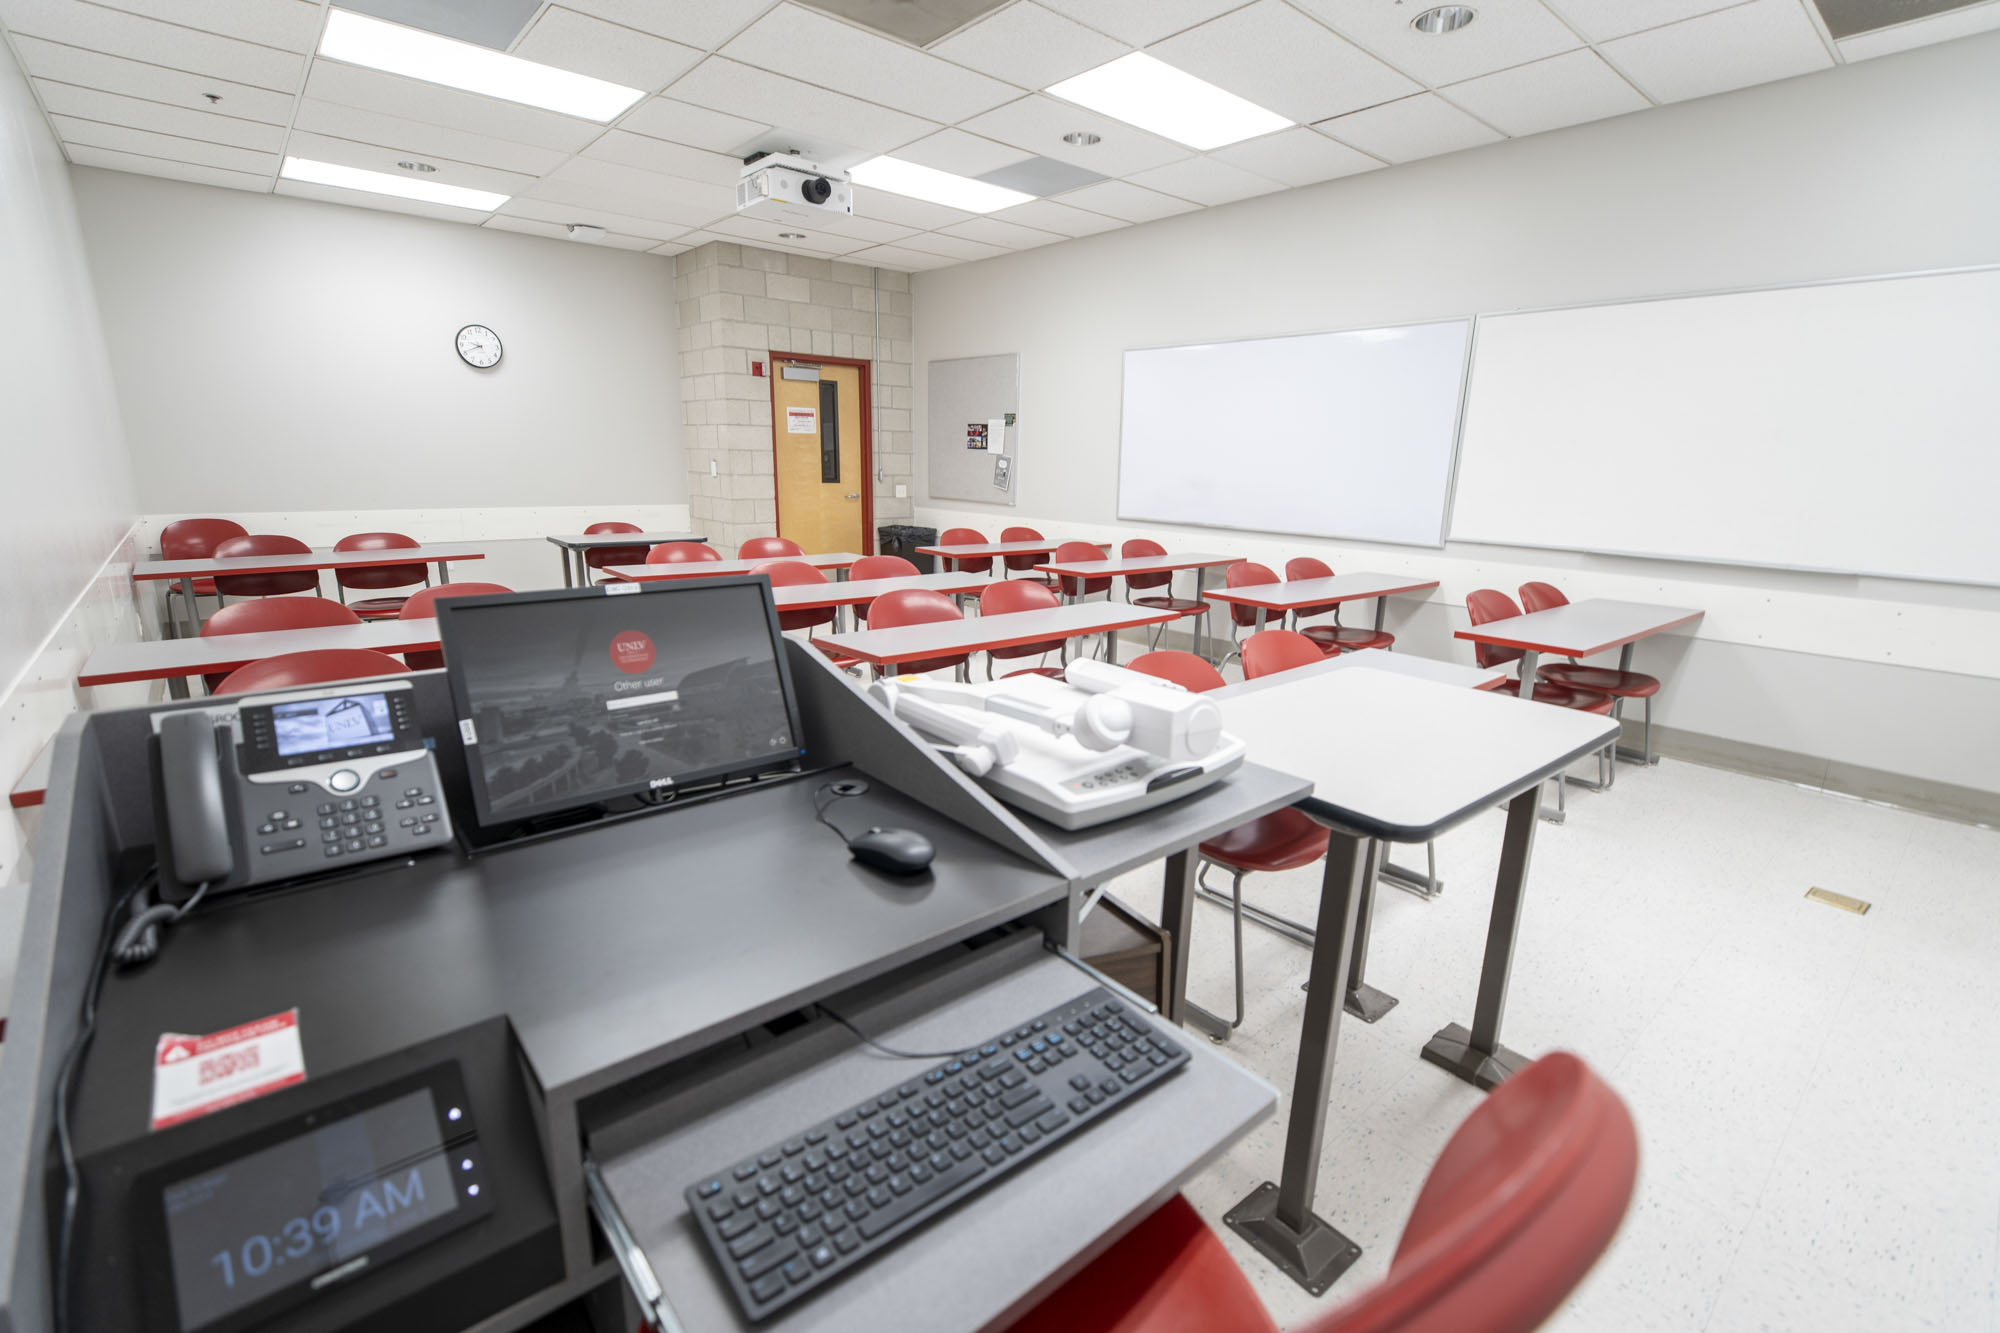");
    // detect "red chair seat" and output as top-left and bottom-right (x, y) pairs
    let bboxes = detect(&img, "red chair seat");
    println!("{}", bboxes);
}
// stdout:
(343, 596), (409, 619)
(1132, 596), (1207, 616)
(1301, 625), (1395, 653)
(1199, 808), (1330, 874)
(1000, 666), (1066, 680)
(1492, 679), (1615, 713)
(1537, 664), (1660, 698)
